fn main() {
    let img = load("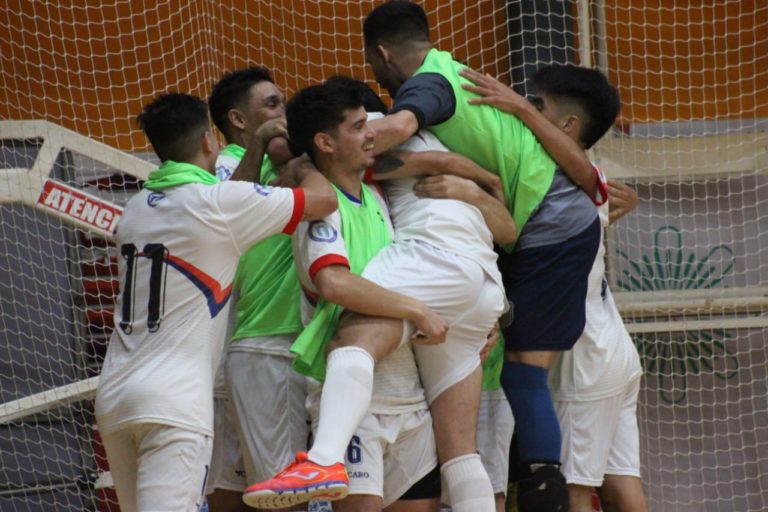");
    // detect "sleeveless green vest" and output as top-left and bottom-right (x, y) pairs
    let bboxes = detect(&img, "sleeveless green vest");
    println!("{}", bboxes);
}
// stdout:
(414, 49), (557, 243)
(291, 184), (392, 381)
(230, 154), (304, 340)
(220, 143), (246, 161)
